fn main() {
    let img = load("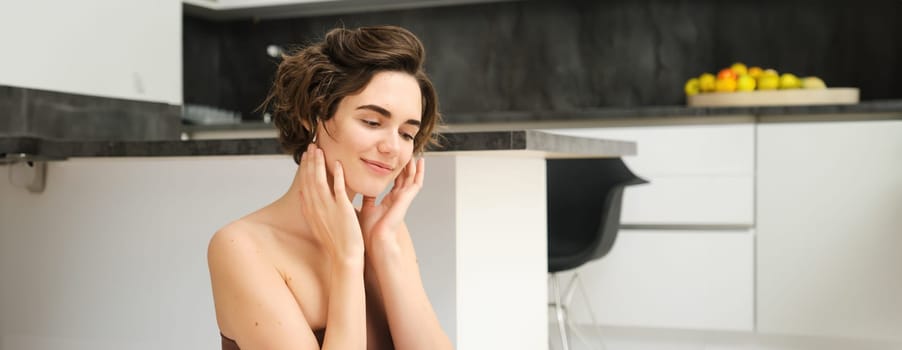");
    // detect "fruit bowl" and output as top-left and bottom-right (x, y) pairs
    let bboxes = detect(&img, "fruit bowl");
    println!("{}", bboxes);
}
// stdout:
(687, 88), (859, 107)
(684, 63), (859, 107)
